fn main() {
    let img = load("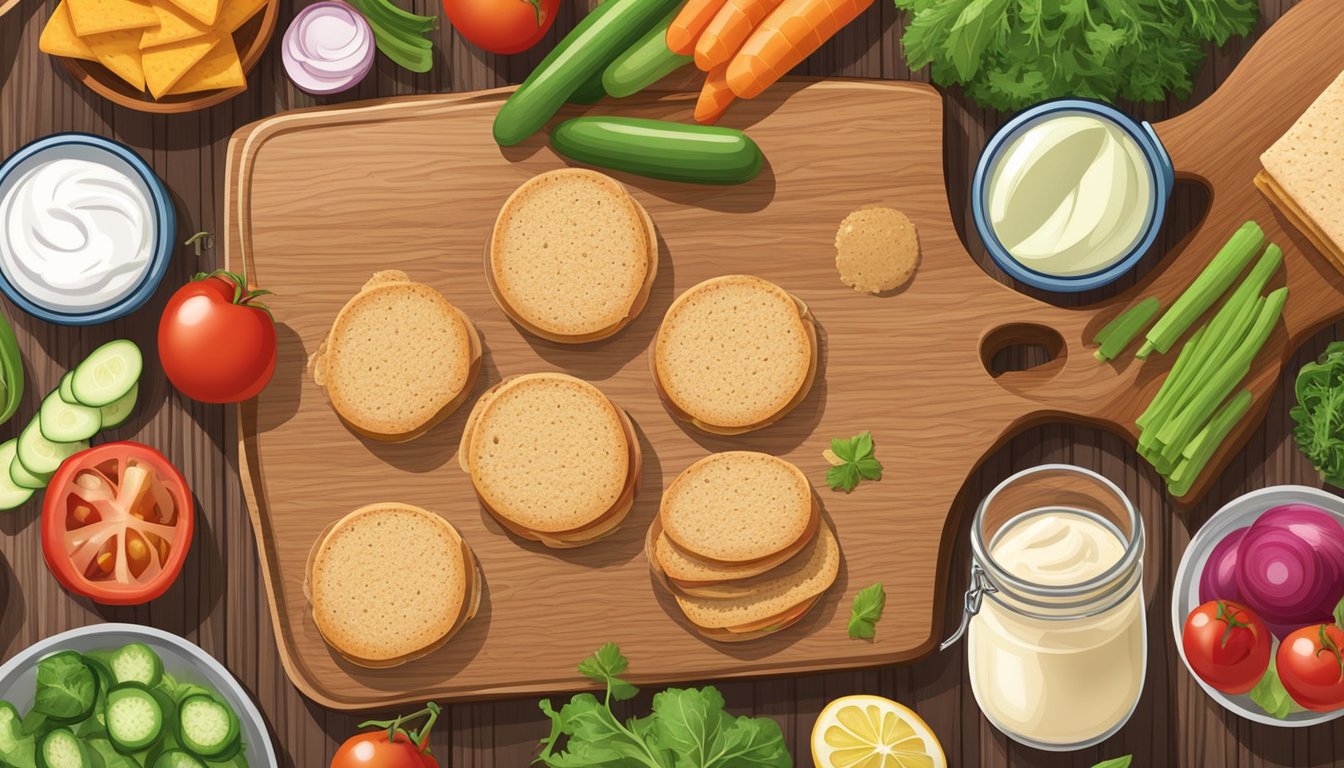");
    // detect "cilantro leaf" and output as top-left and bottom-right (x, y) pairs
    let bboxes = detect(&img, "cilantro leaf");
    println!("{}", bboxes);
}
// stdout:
(848, 584), (886, 640)
(651, 688), (790, 768)
(824, 432), (883, 493)
(1248, 665), (1294, 719)
(1091, 758), (1132, 768)
(945, 0), (1010, 82)
(578, 642), (638, 702)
